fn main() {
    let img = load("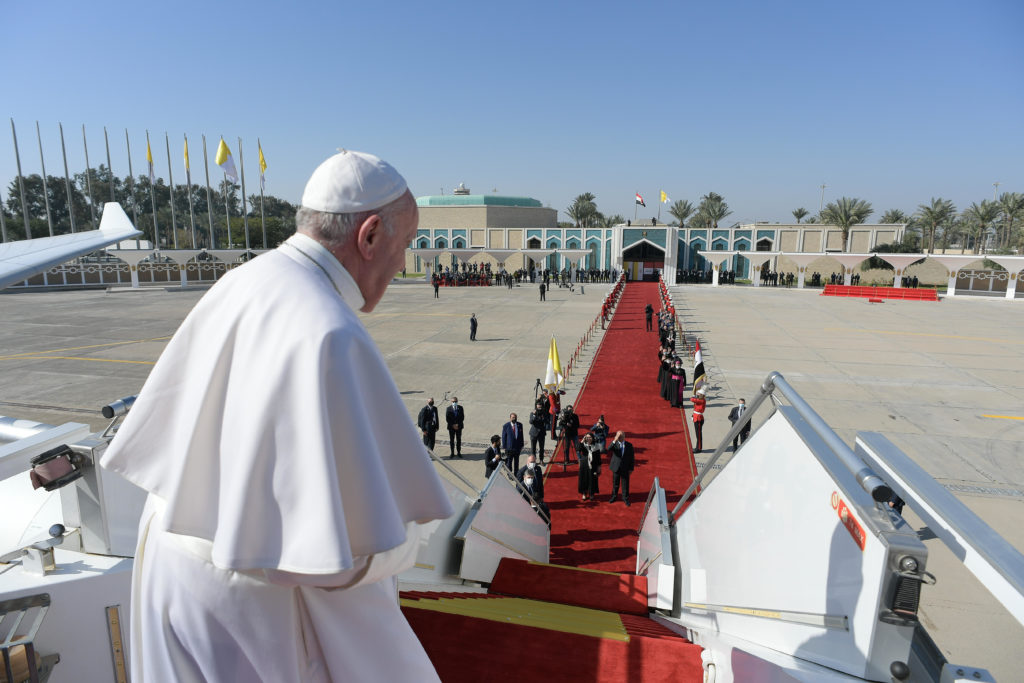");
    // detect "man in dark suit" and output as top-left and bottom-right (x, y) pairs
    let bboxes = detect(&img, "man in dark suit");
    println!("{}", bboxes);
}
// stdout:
(501, 412), (525, 473)
(469, 313), (478, 341)
(484, 435), (505, 478)
(417, 397), (439, 451)
(727, 398), (751, 450)
(644, 303), (654, 331)
(516, 455), (550, 526)
(608, 430), (635, 506)
(539, 282), (546, 301)
(446, 397), (465, 458)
